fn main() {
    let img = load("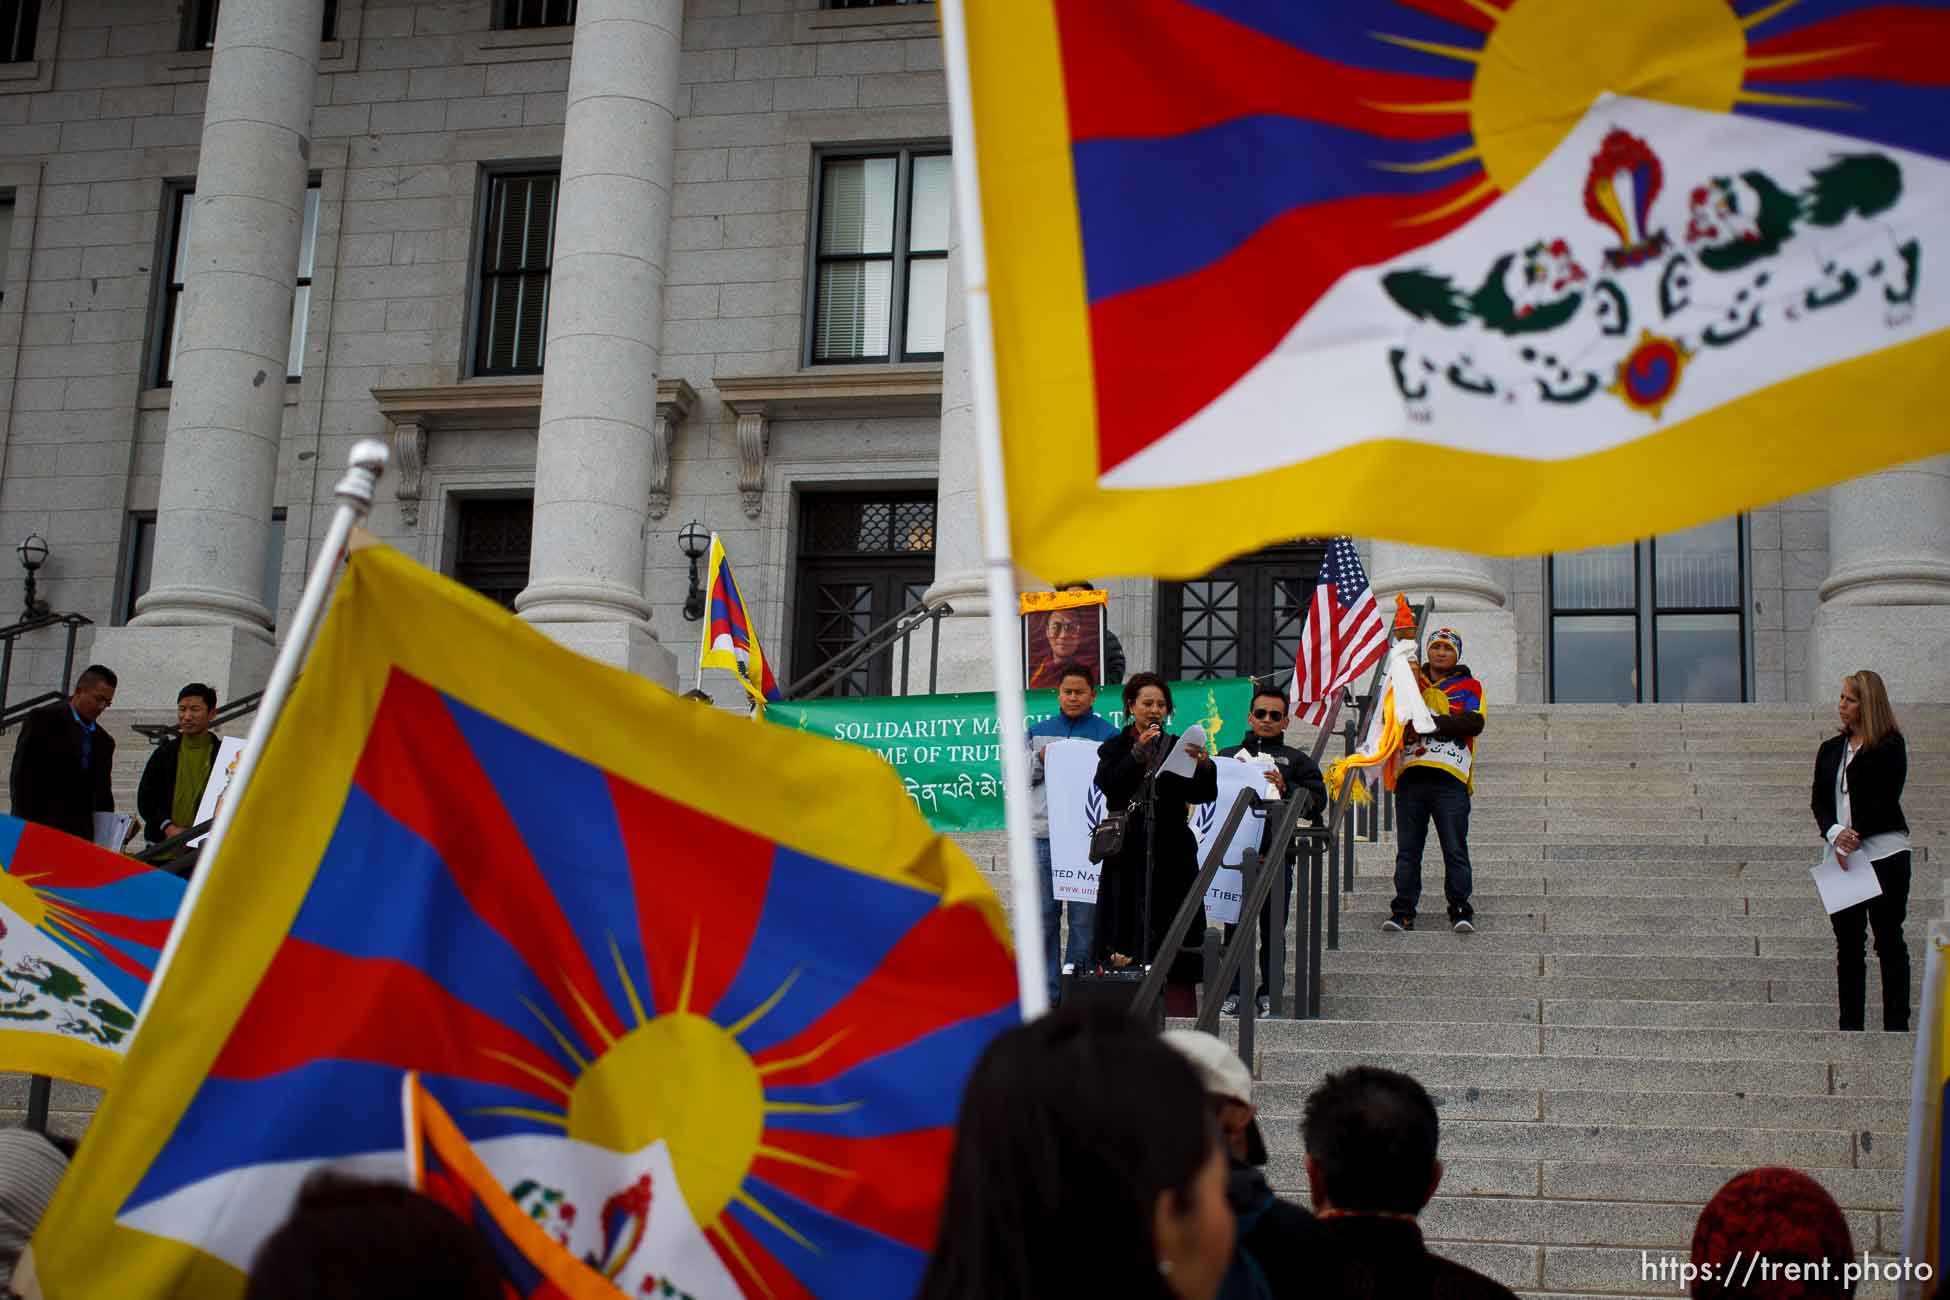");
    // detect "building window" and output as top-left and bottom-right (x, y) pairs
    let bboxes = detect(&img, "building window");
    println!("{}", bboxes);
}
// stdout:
(156, 180), (321, 386)
(472, 171), (559, 377)
(497, 0), (575, 29)
(451, 497), (533, 609)
(791, 491), (937, 696)
(123, 510), (286, 625)
(809, 148), (949, 365)
(1548, 517), (1748, 703)
(0, 0), (37, 63)
(183, 0), (337, 49)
